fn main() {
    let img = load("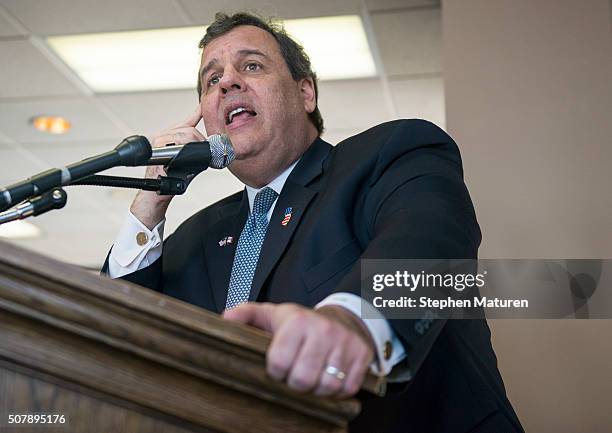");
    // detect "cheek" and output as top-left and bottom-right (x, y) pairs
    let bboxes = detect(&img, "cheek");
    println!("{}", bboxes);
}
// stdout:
(201, 105), (219, 130)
